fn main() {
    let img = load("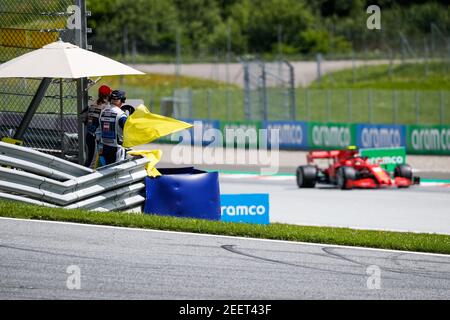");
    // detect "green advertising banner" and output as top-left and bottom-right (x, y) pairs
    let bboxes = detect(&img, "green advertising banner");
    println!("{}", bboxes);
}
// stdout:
(220, 121), (261, 148)
(360, 147), (406, 172)
(407, 125), (450, 155)
(308, 122), (356, 150)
